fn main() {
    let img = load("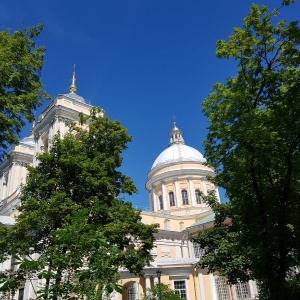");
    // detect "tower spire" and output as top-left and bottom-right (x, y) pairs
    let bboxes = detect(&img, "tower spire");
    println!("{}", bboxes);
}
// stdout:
(173, 116), (177, 129)
(69, 64), (77, 93)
